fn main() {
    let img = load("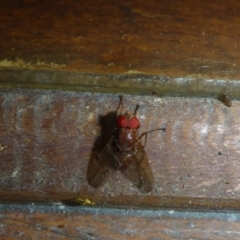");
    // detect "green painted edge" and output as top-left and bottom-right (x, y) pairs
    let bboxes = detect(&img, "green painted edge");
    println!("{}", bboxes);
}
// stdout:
(0, 69), (239, 99)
